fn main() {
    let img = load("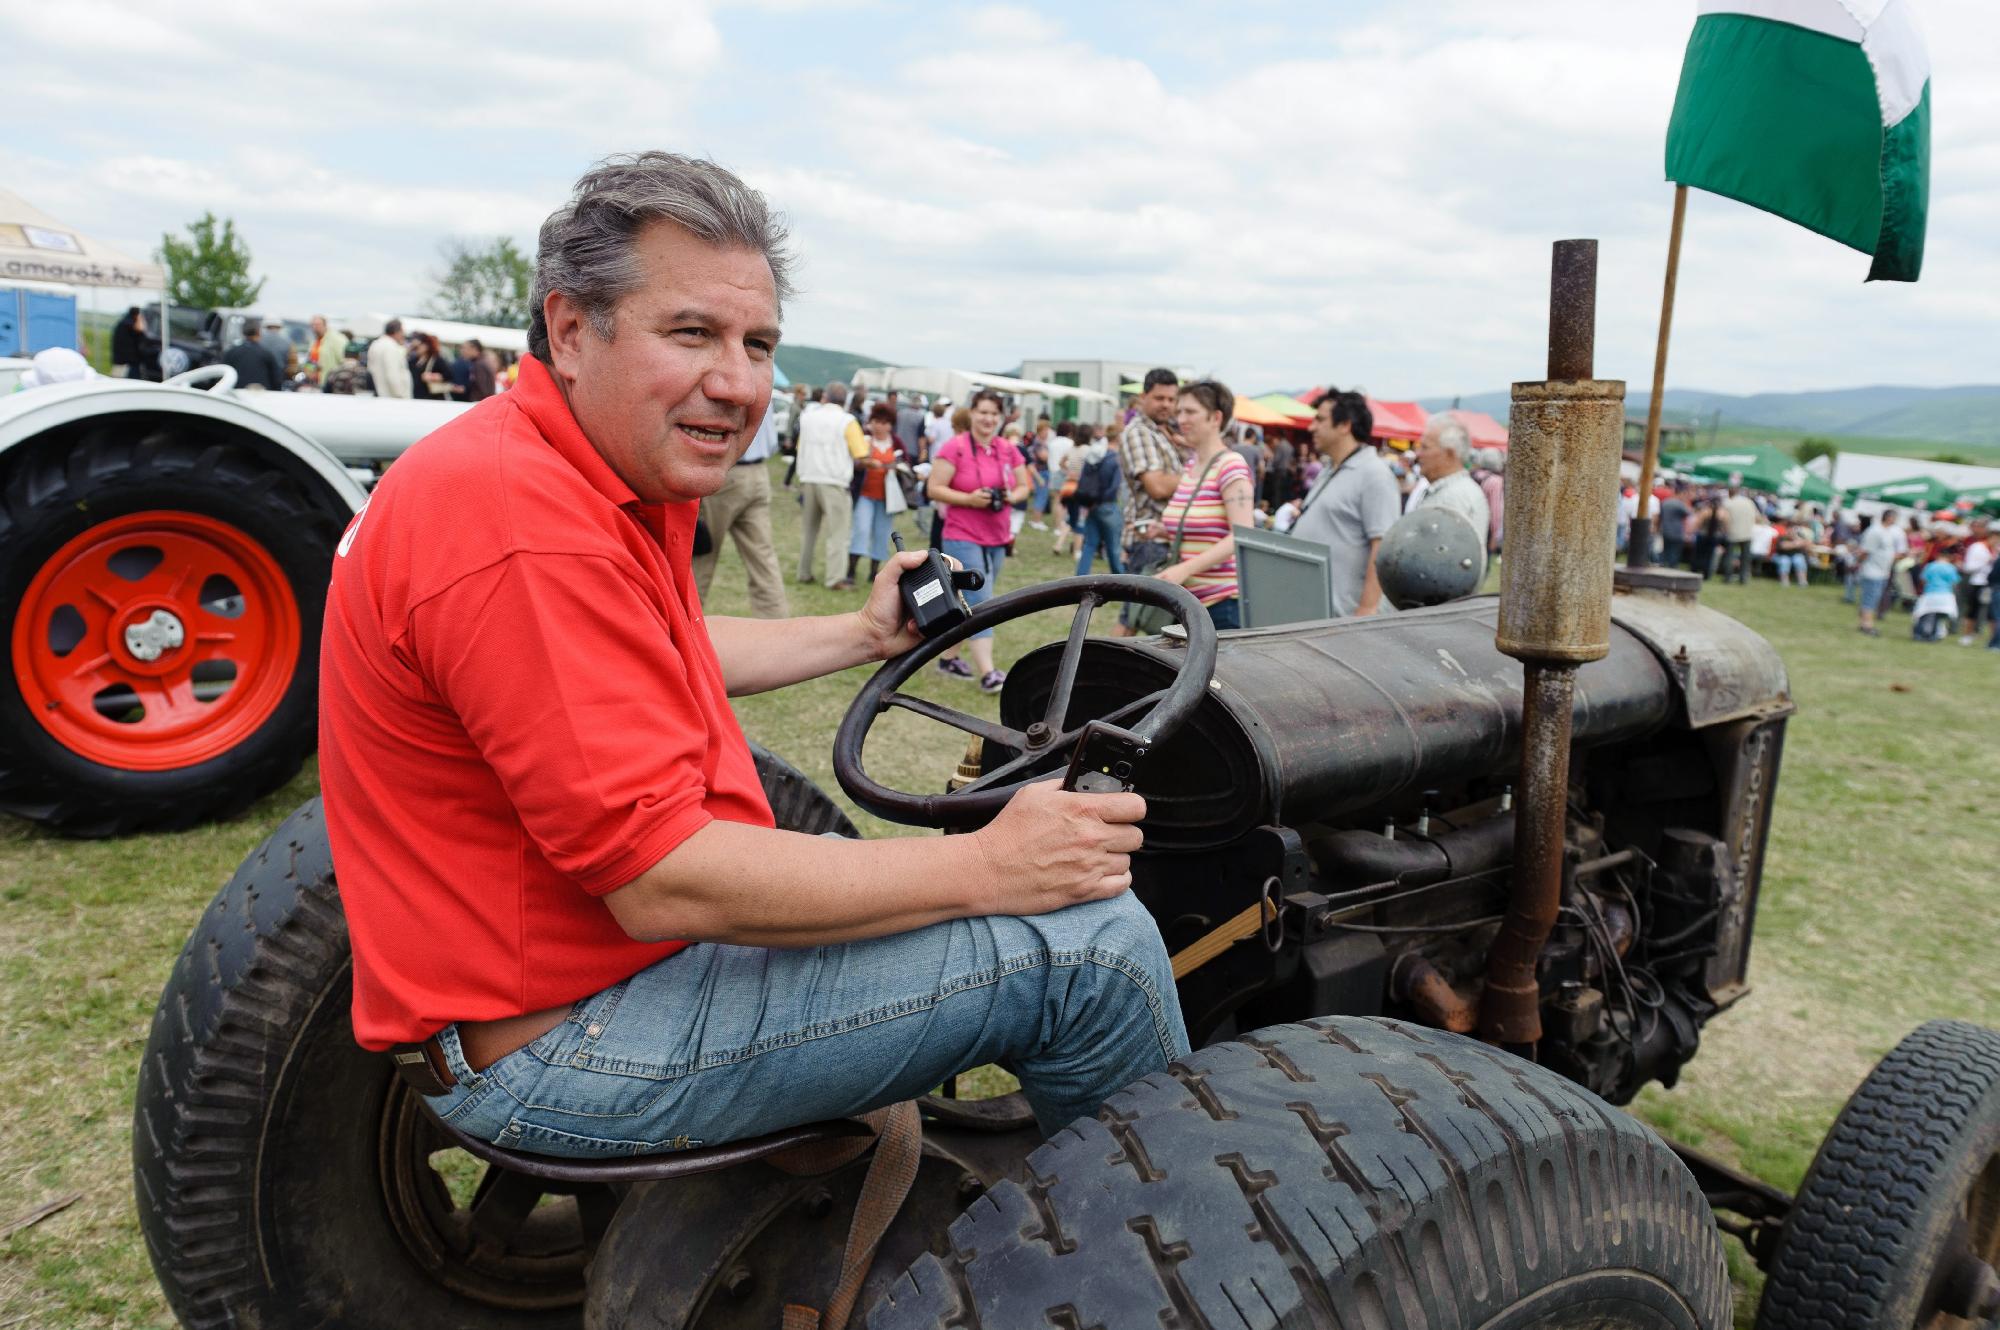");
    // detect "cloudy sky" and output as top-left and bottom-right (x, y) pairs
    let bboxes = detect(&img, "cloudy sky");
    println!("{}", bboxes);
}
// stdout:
(8, 1), (1994, 398)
